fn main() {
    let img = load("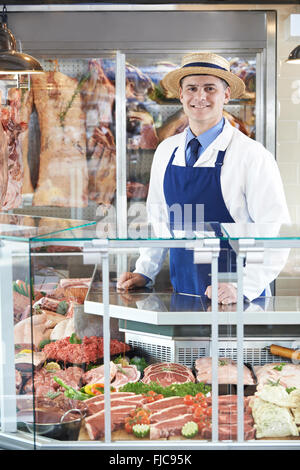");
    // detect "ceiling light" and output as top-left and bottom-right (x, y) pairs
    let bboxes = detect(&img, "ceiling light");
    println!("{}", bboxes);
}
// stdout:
(286, 45), (300, 64)
(0, 5), (43, 75)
